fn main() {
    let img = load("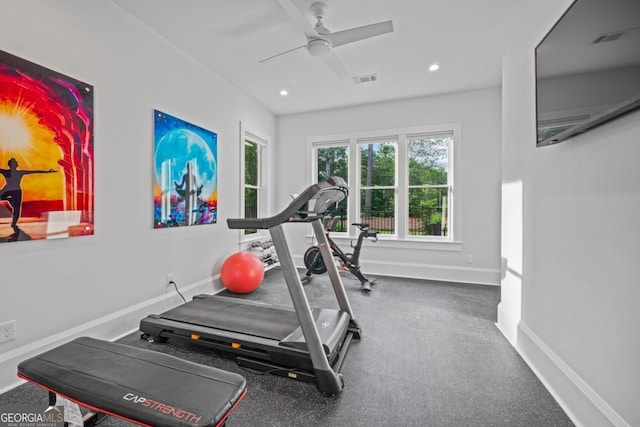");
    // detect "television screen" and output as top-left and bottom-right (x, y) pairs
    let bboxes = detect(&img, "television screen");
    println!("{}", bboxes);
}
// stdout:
(535, 0), (640, 147)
